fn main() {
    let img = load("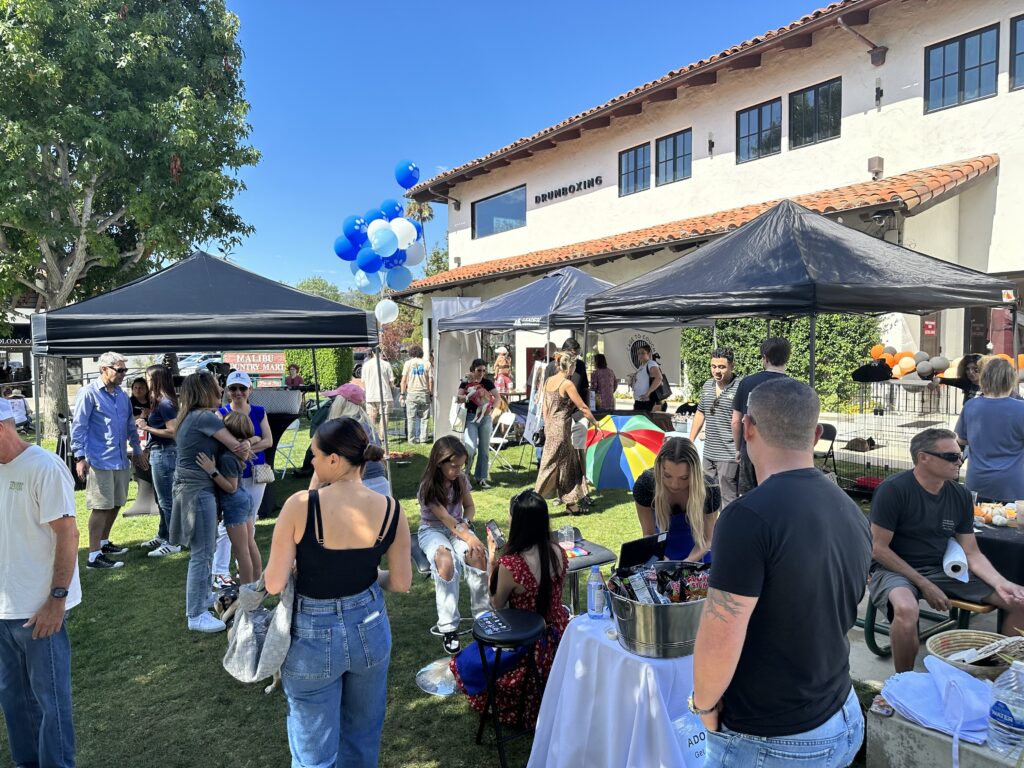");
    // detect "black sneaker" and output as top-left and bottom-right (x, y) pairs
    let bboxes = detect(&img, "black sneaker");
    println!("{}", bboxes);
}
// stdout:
(442, 631), (461, 655)
(87, 554), (125, 570)
(101, 542), (128, 556)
